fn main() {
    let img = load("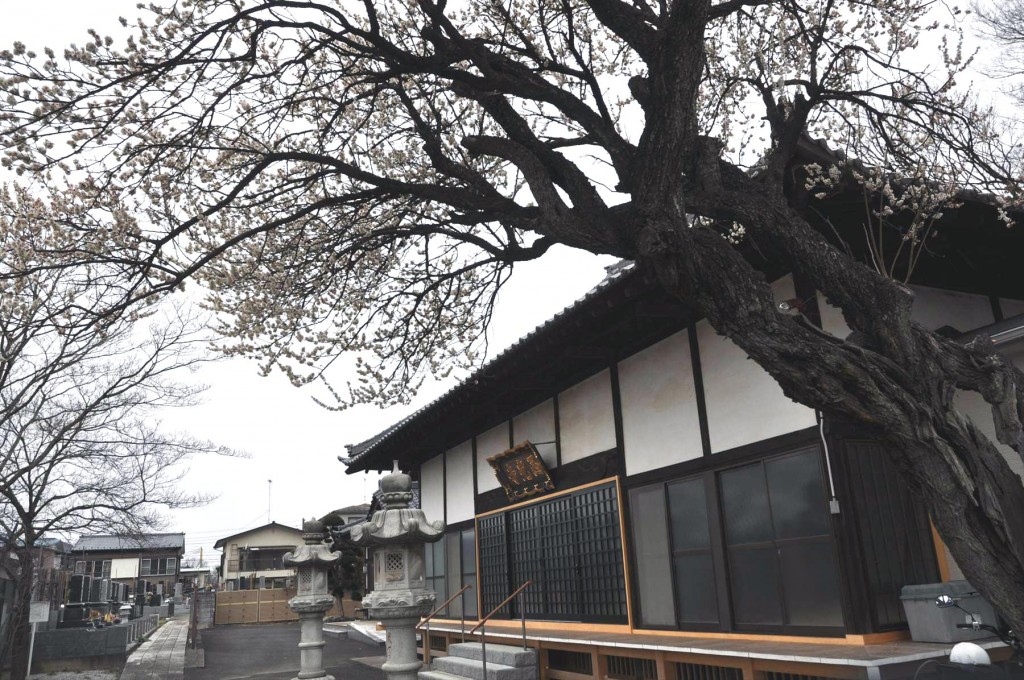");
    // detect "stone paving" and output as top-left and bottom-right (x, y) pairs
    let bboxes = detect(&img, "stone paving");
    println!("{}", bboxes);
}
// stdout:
(119, 618), (188, 680)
